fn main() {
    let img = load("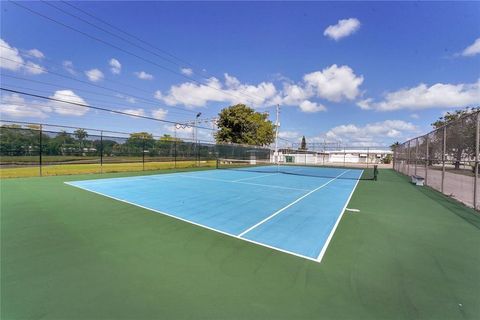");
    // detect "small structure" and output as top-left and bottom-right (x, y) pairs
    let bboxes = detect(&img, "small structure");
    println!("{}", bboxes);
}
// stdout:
(411, 175), (425, 186)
